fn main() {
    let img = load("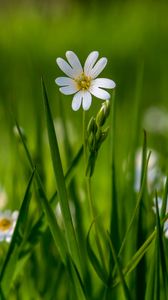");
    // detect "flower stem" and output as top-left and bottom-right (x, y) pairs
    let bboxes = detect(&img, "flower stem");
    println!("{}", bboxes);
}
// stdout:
(83, 110), (87, 170)
(82, 111), (107, 273)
